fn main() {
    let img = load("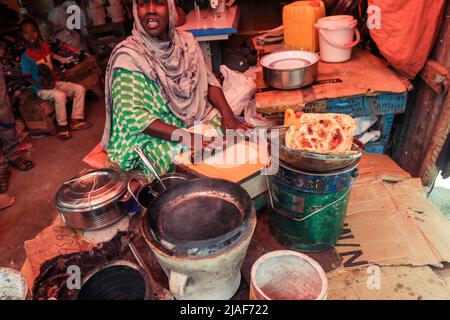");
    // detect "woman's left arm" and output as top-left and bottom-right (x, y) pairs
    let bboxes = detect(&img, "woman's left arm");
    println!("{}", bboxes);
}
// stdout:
(208, 85), (254, 132)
